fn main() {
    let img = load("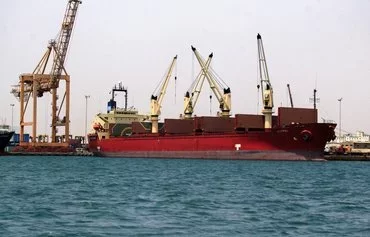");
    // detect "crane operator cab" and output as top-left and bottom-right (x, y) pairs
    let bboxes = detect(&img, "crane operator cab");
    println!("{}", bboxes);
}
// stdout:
(263, 84), (273, 109)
